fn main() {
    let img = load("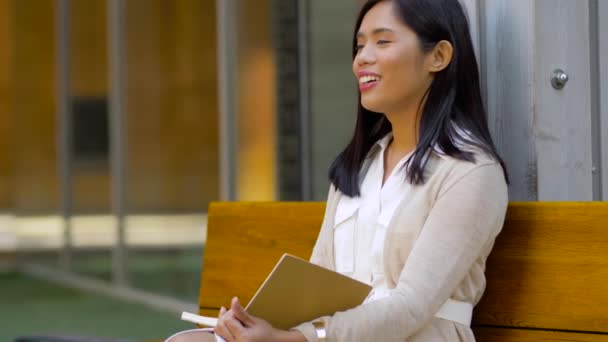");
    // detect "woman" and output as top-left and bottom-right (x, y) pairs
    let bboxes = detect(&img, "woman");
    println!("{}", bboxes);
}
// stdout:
(167, 0), (508, 340)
